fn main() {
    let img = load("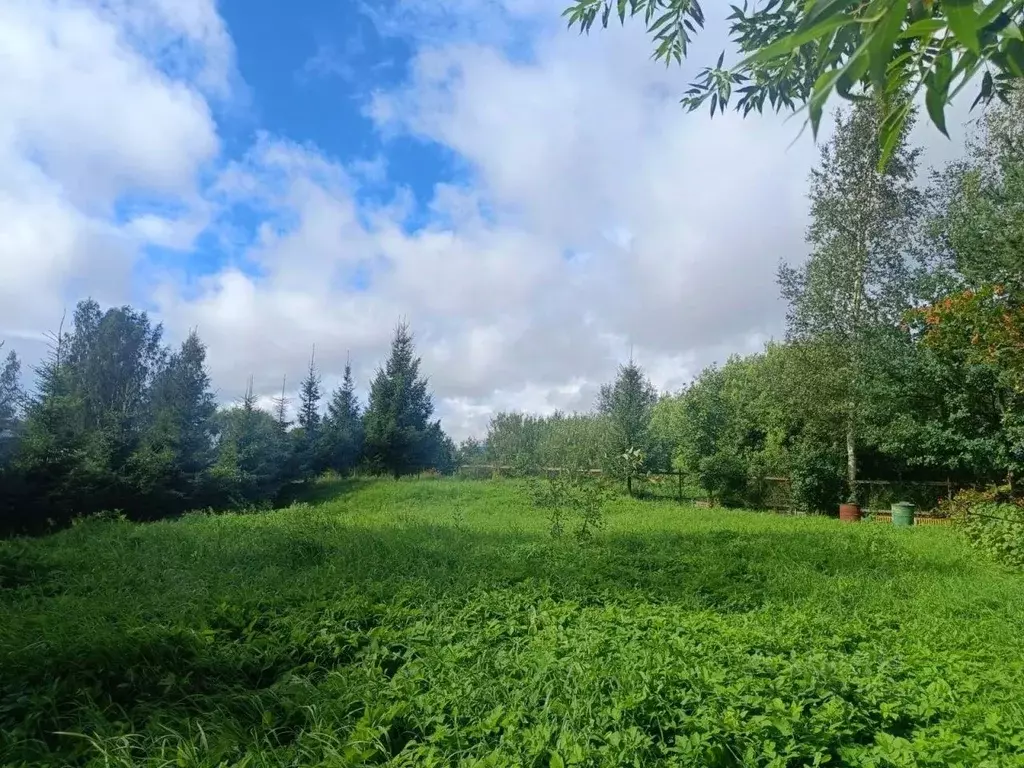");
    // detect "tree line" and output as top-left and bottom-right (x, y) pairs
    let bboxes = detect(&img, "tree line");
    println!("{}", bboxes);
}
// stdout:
(472, 90), (1024, 512)
(3, 90), (1021, 526)
(0, 319), (454, 533)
